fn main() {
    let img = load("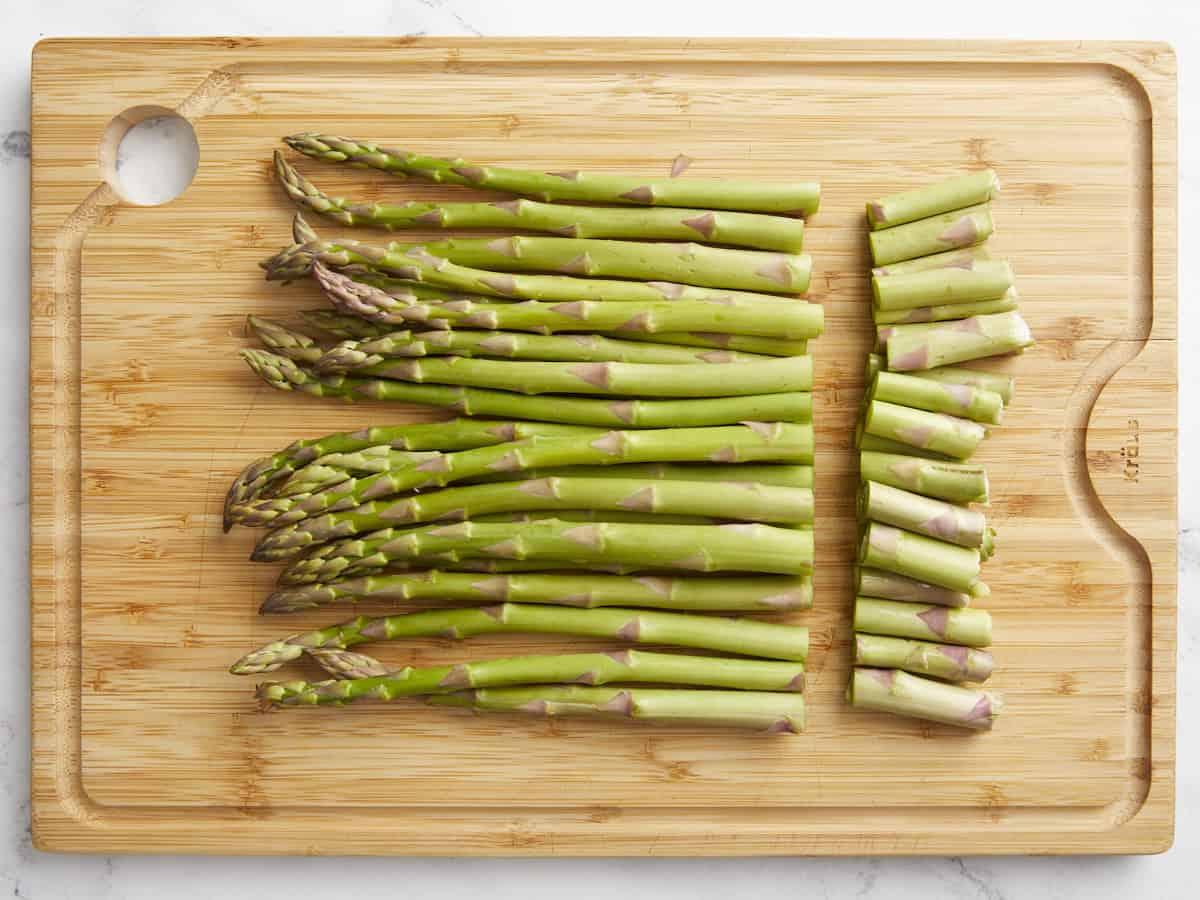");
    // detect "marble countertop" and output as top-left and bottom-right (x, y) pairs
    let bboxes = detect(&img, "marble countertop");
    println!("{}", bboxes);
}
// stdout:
(4, 1), (1194, 896)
